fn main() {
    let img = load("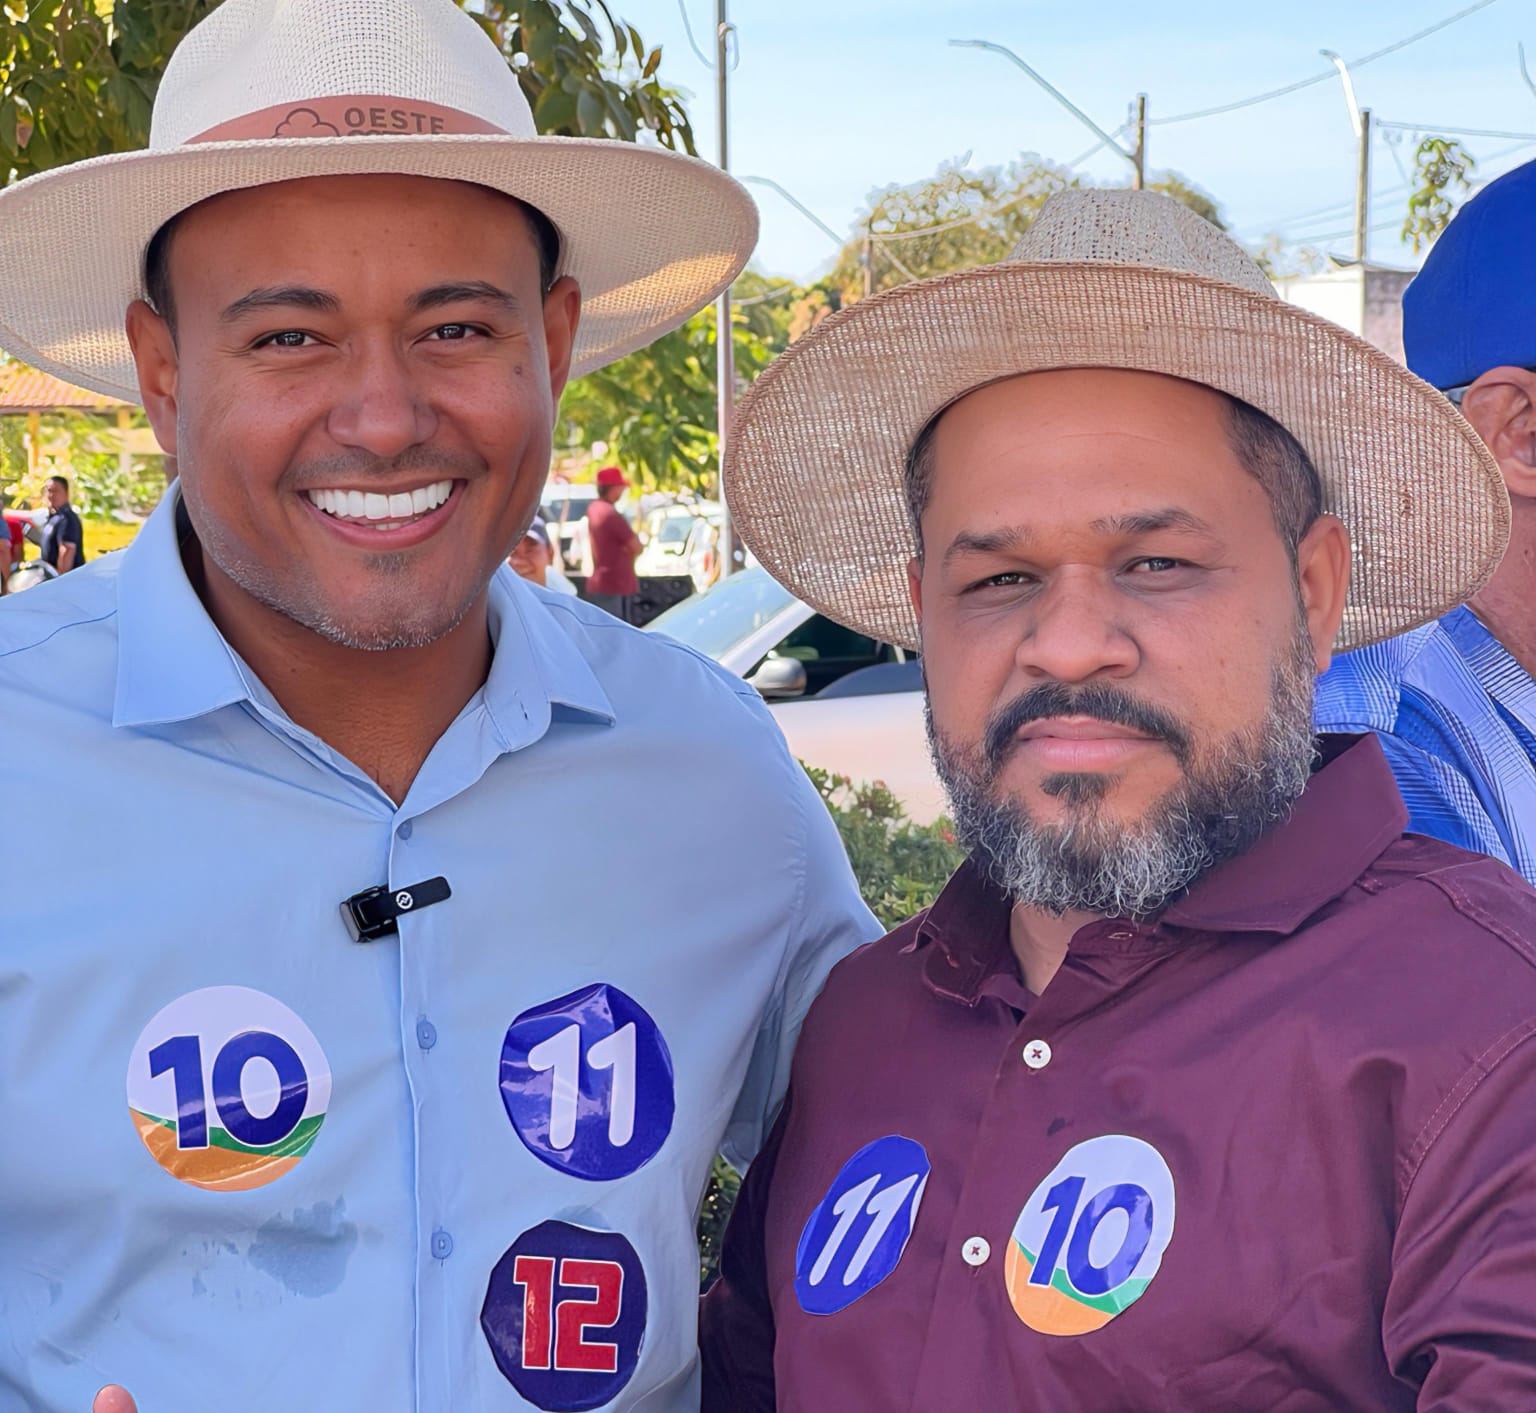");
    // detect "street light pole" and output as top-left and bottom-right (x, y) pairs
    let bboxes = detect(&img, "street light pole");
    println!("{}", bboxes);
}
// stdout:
(714, 0), (736, 576)
(1320, 50), (1370, 263)
(950, 39), (1146, 185)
